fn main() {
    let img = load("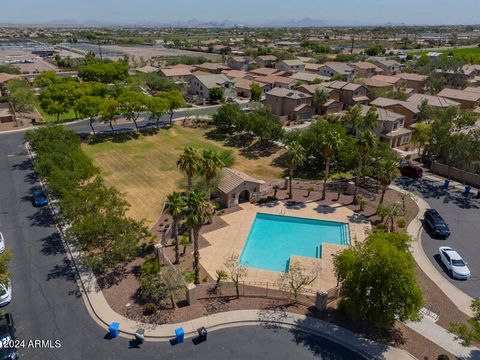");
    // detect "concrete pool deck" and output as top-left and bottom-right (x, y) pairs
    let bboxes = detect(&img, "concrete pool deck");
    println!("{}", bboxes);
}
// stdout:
(201, 201), (371, 292)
